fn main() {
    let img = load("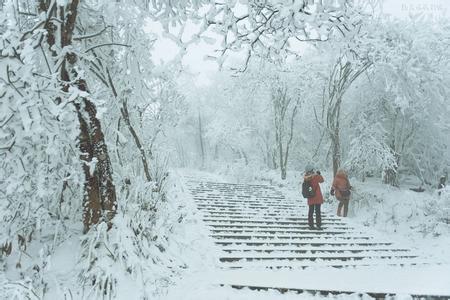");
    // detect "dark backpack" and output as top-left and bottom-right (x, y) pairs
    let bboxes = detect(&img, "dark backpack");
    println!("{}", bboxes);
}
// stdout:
(340, 189), (351, 198)
(302, 181), (315, 198)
